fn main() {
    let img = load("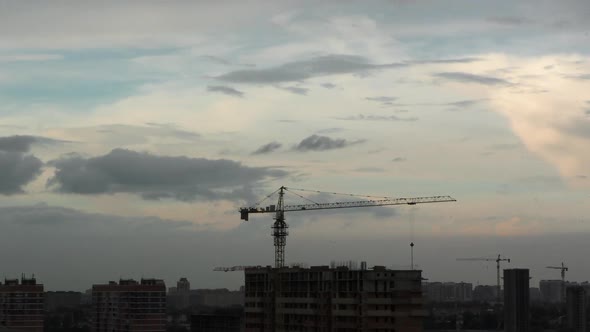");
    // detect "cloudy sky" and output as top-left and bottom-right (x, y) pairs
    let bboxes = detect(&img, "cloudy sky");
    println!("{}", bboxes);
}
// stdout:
(1, 0), (590, 291)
